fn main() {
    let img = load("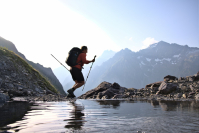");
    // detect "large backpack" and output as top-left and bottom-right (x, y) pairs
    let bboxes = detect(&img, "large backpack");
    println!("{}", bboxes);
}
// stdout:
(66, 47), (82, 66)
